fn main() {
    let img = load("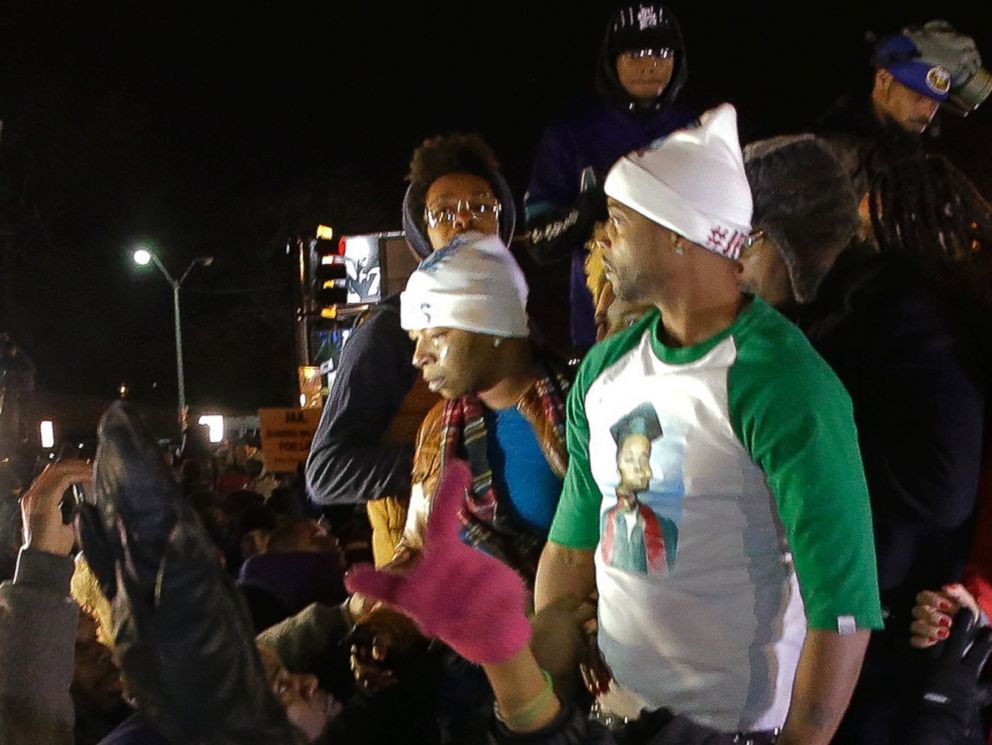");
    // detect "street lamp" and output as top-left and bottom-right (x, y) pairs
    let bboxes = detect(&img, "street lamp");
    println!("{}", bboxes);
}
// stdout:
(131, 247), (213, 416)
